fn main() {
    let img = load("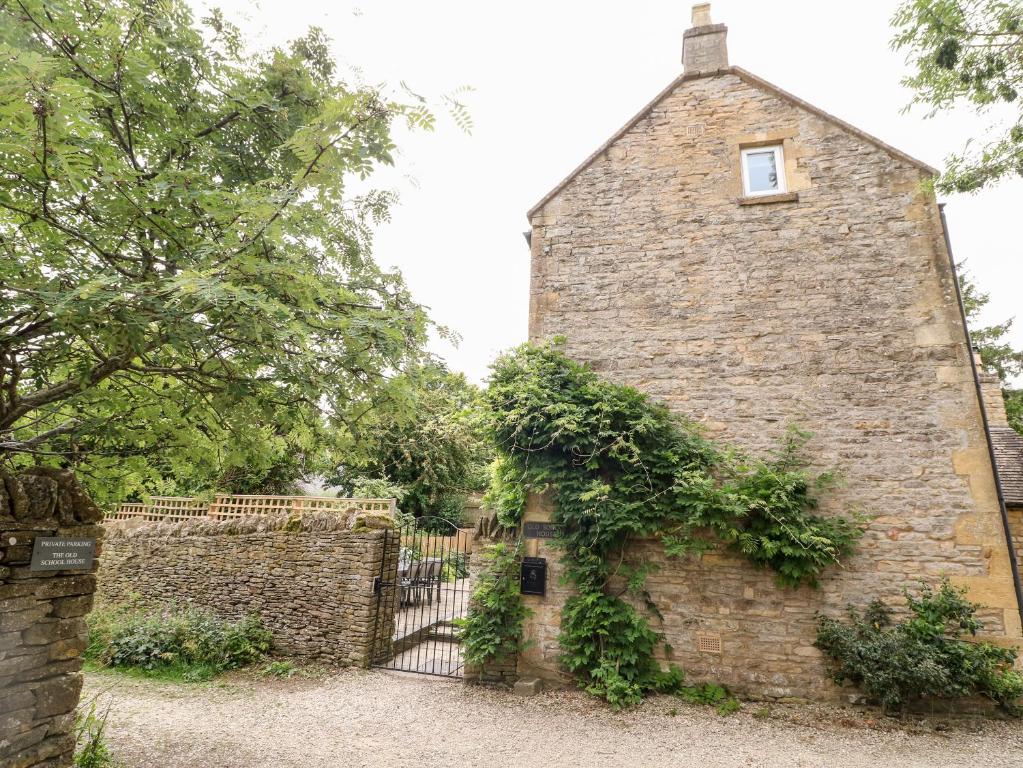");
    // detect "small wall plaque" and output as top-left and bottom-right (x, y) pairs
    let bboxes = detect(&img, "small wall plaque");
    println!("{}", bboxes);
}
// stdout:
(522, 521), (559, 540)
(29, 537), (96, 572)
(520, 557), (547, 596)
